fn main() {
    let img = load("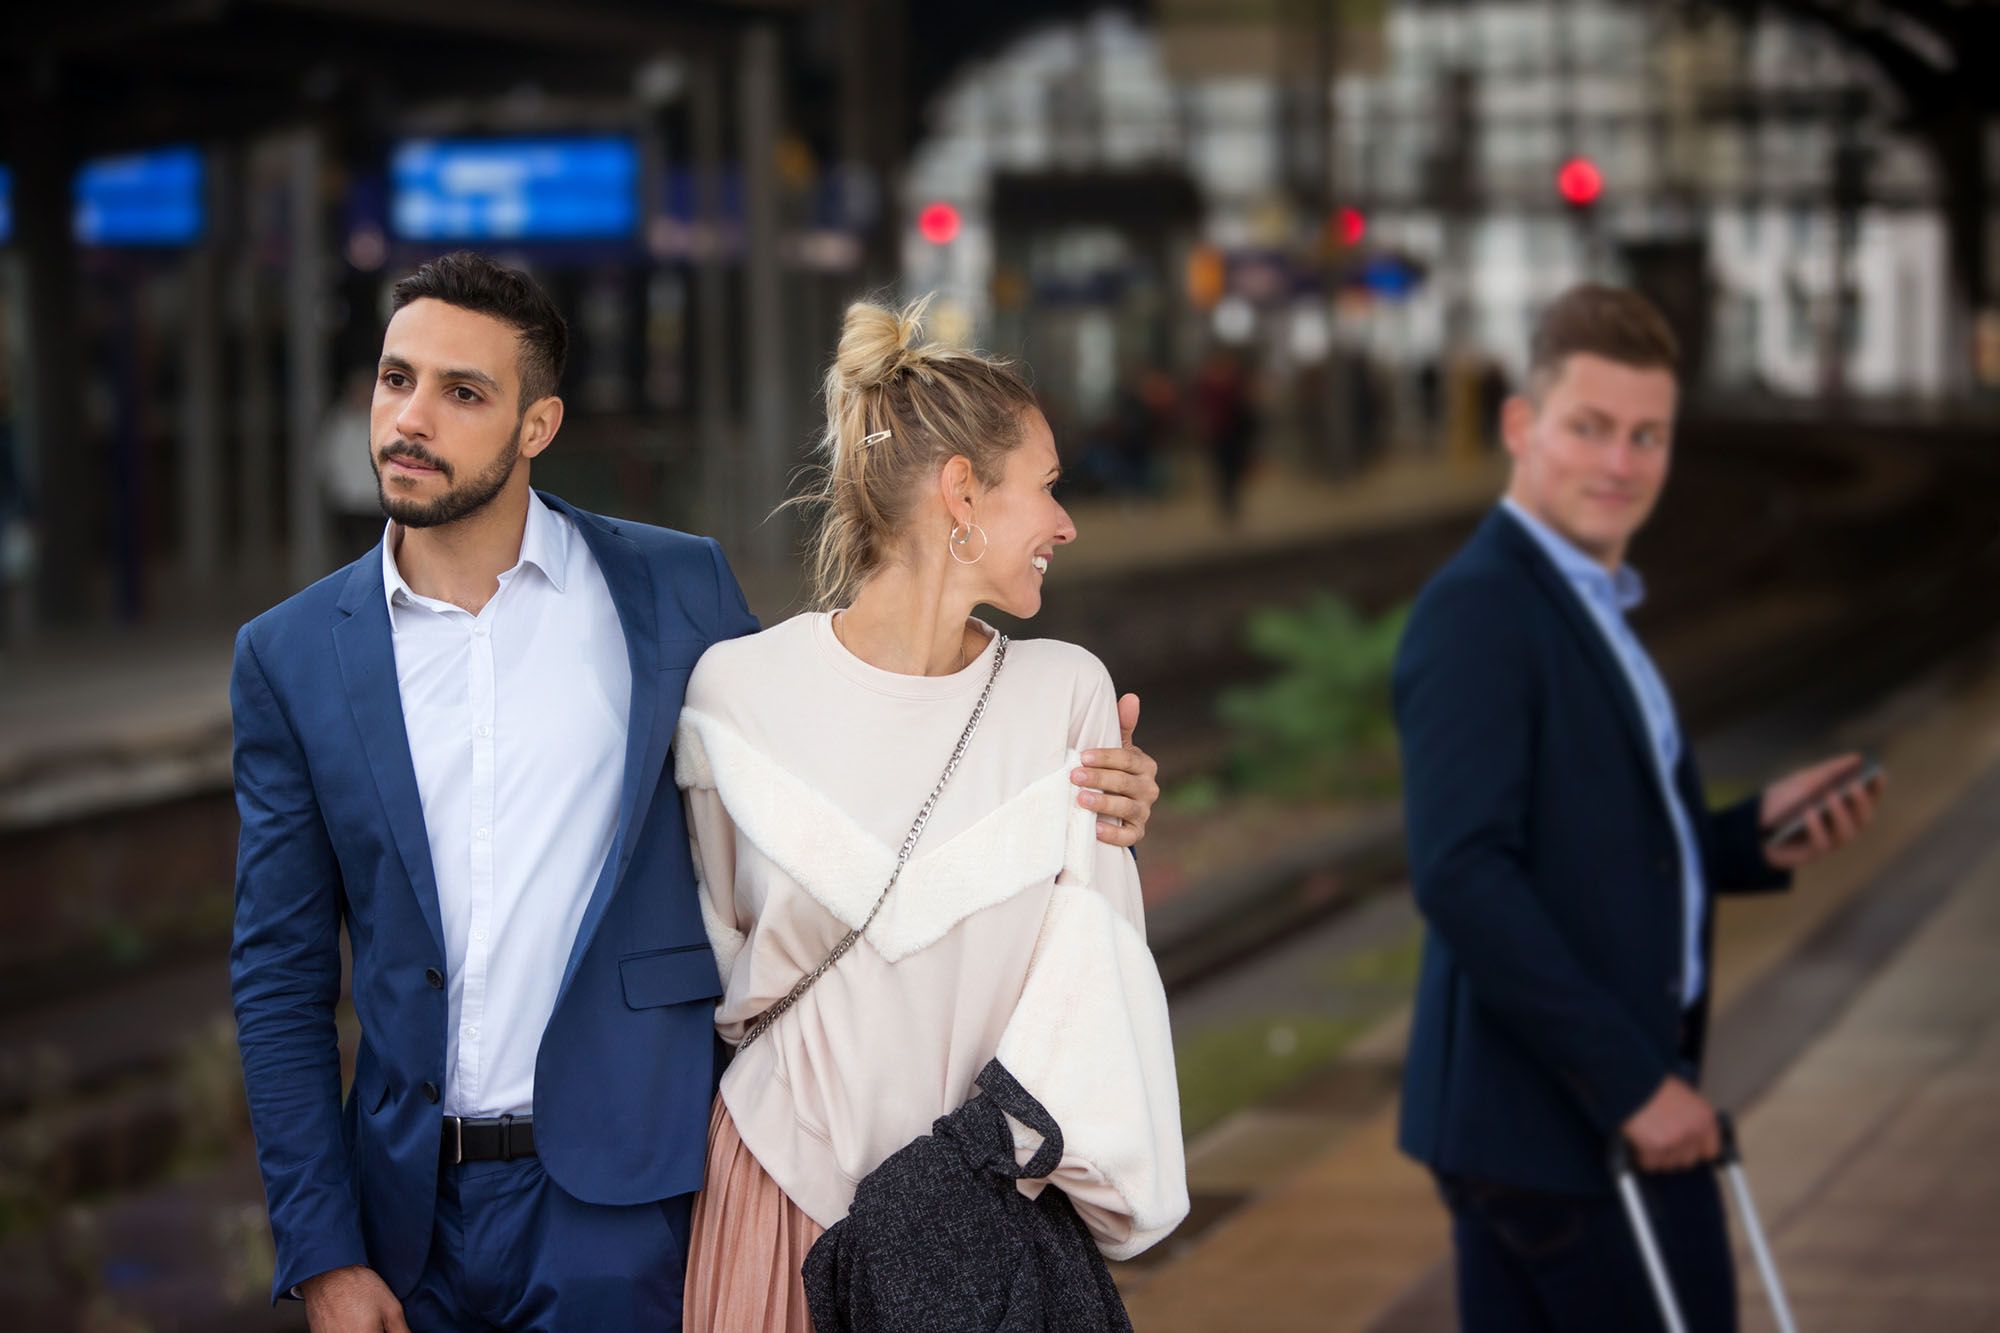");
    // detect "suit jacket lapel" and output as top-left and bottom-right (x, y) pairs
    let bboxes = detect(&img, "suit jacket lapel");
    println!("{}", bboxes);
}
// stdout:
(546, 497), (666, 993)
(1488, 510), (1669, 804)
(332, 550), (447, 960)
